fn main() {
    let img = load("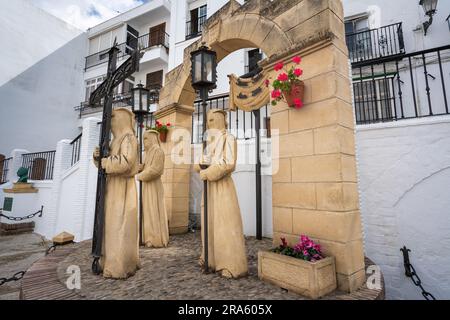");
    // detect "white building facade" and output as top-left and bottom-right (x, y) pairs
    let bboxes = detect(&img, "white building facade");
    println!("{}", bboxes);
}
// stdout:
(1, 0), (450, 300)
